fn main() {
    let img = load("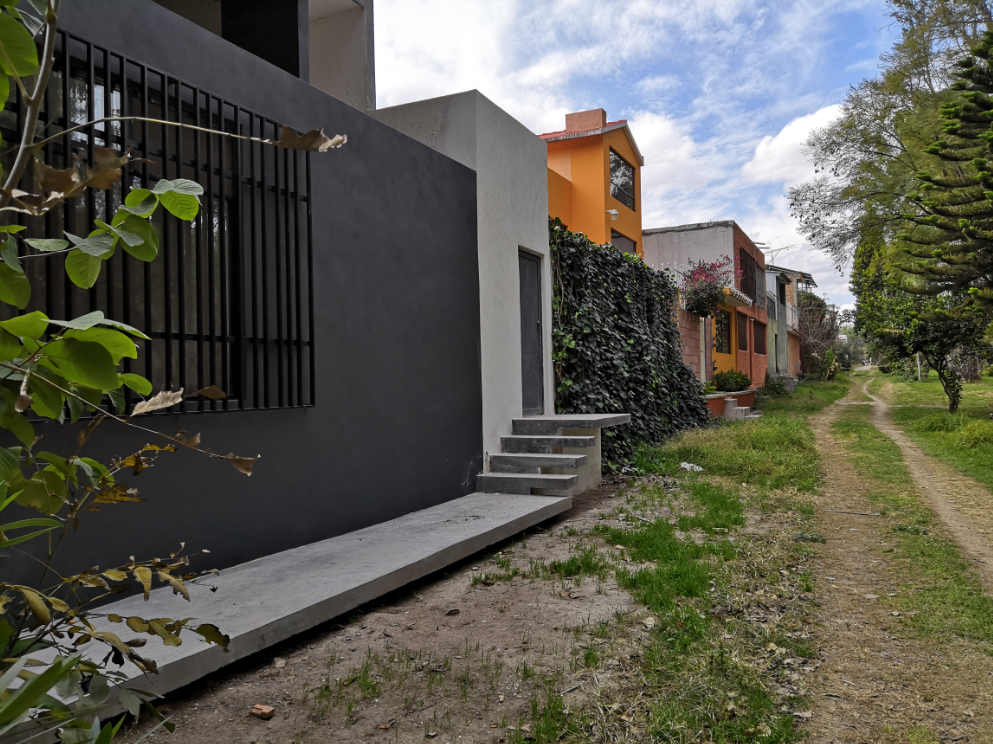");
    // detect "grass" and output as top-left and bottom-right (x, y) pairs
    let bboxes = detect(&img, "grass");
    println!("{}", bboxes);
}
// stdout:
(831, 405), (993, 644)
(882, 374), (993, 407)
(634, 413), (820, 492)
(758, 373), (852, 414)
(889, 406), (993, 494)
